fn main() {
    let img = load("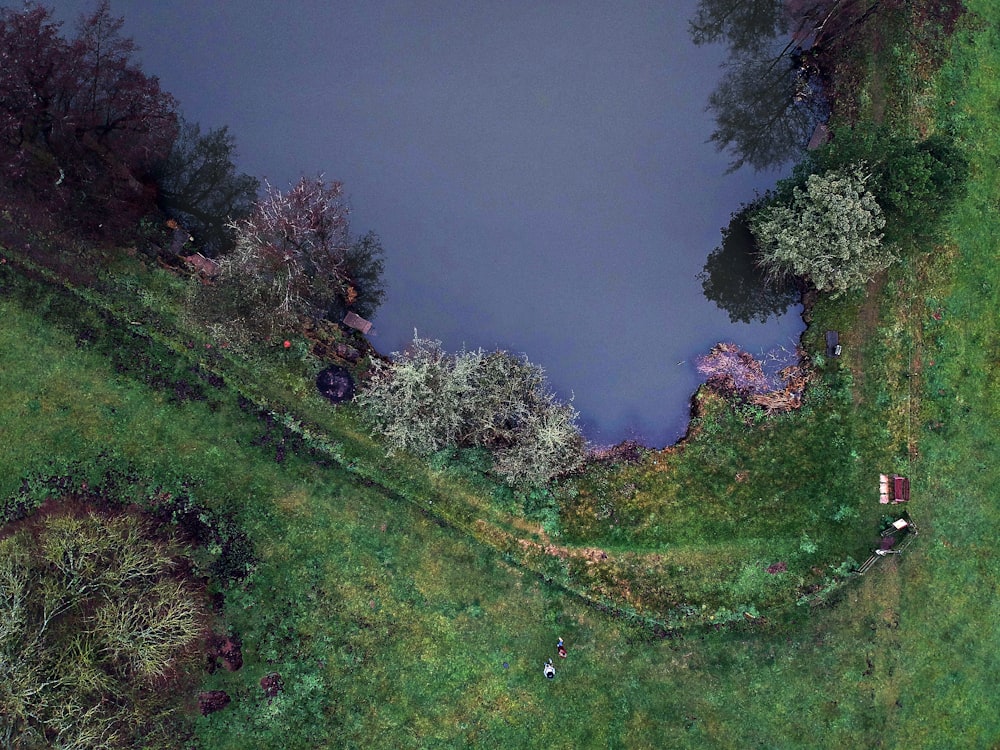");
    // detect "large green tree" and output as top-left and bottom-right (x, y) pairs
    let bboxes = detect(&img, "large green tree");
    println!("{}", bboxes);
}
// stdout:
(750, 163), (891, 294)
(799, 124), (969, 247)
